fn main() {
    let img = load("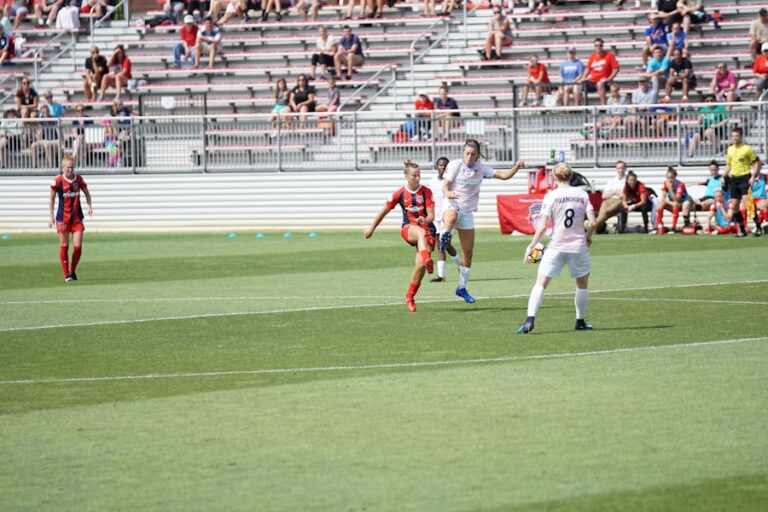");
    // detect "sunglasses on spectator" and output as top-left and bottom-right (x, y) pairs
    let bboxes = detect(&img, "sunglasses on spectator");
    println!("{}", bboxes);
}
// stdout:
(493, 9), (501, 13)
